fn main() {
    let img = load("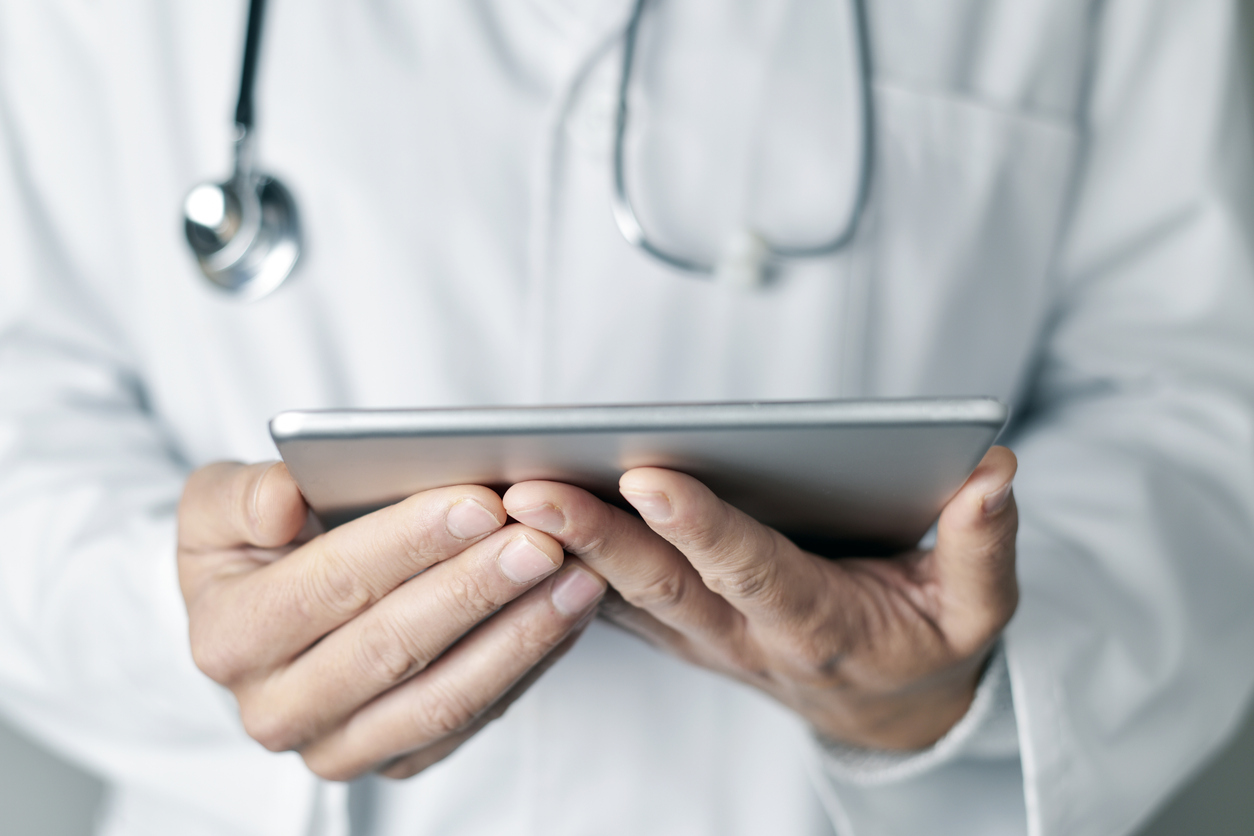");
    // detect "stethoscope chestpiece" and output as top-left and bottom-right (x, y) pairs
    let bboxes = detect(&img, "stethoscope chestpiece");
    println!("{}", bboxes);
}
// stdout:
(183, 127), (301, 301)
(184, 0), (300, 301)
